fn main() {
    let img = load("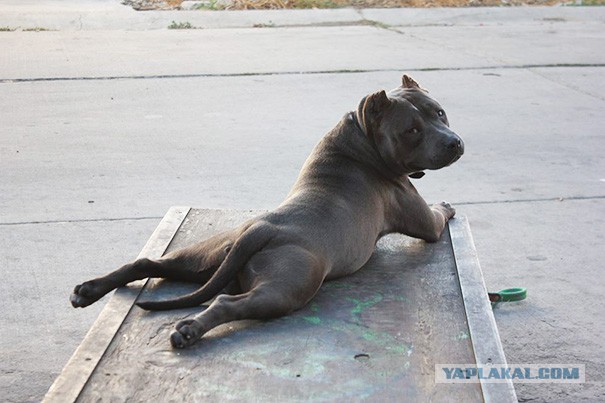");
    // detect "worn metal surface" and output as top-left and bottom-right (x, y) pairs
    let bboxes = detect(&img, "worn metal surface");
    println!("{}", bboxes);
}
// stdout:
(450, 217), (517, 403)
(46, 208), (511, 402)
